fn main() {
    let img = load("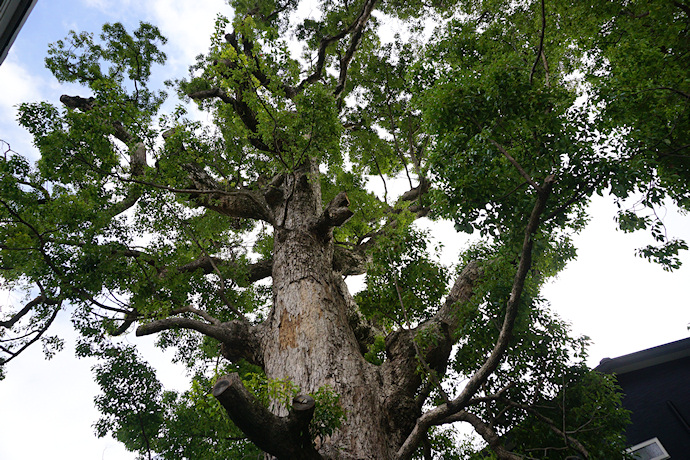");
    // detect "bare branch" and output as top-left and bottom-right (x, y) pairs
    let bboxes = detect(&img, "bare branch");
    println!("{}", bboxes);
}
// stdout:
(0, 295), (59, 329)
(438, 411), (522, 460)
(136, 318), (264, 367)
